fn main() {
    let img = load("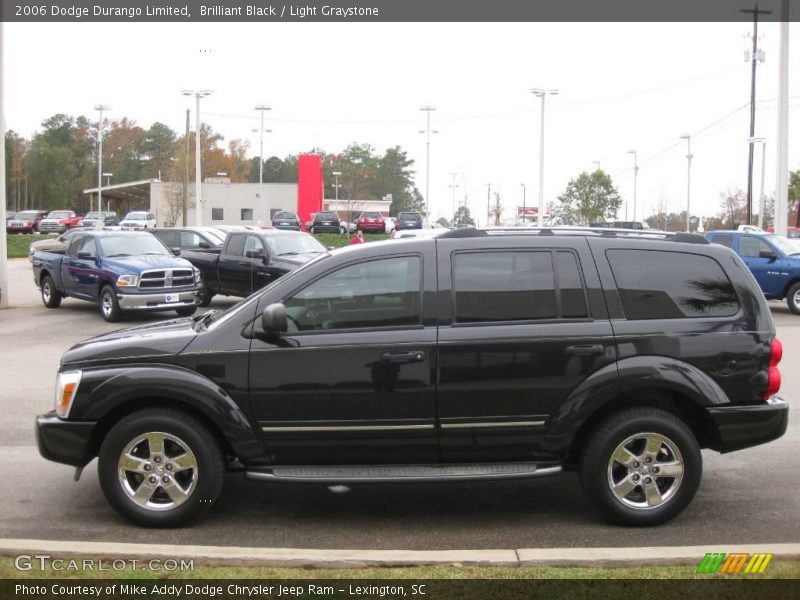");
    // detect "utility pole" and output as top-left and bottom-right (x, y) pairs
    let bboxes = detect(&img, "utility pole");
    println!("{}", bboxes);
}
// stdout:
(183, 109), (189, 226)
(775, 0), (790, 234)
(254, 104), (271, 212)
(680, 135), (693, 232)
(741, 3), (771, 225)
(94, 104), (110, 214)
(449, 172), (459, 224)
(486, 183), (492, 228)
(627, 150), (638, 222)
(419, 106), (437, 215)
(182, 90), (213, 226)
